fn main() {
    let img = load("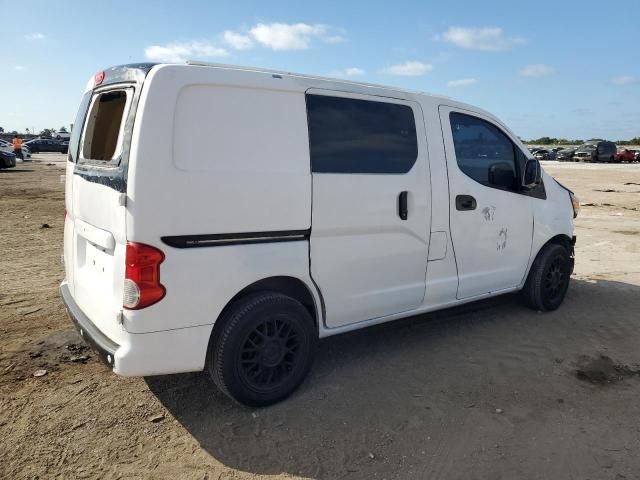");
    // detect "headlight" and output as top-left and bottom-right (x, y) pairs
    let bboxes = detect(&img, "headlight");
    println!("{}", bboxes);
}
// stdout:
(570, 193), (580, 218)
